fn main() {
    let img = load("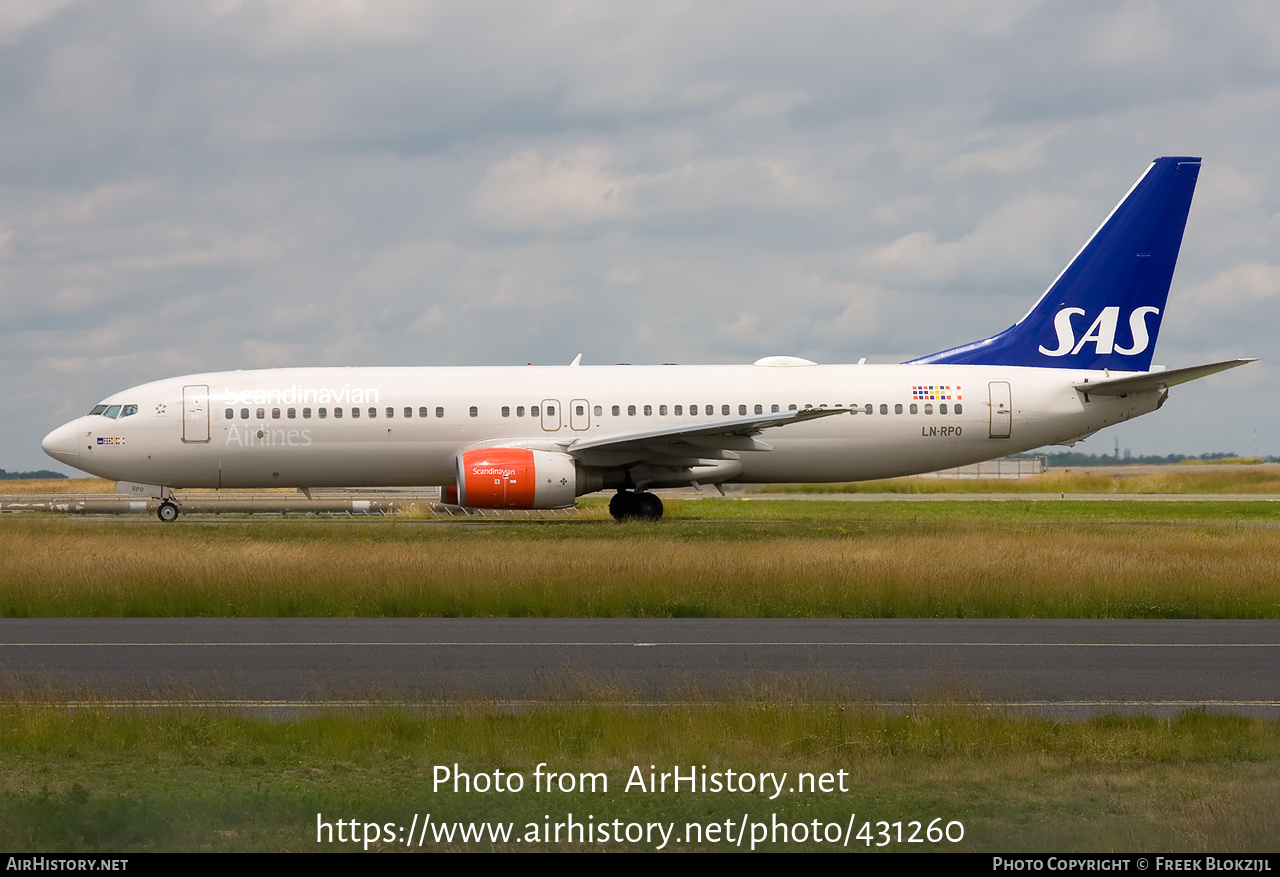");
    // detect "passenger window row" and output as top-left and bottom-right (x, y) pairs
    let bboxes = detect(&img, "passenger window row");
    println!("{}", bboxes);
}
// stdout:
(223, 406), (446, 420)
(215, 400), (966, 423)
